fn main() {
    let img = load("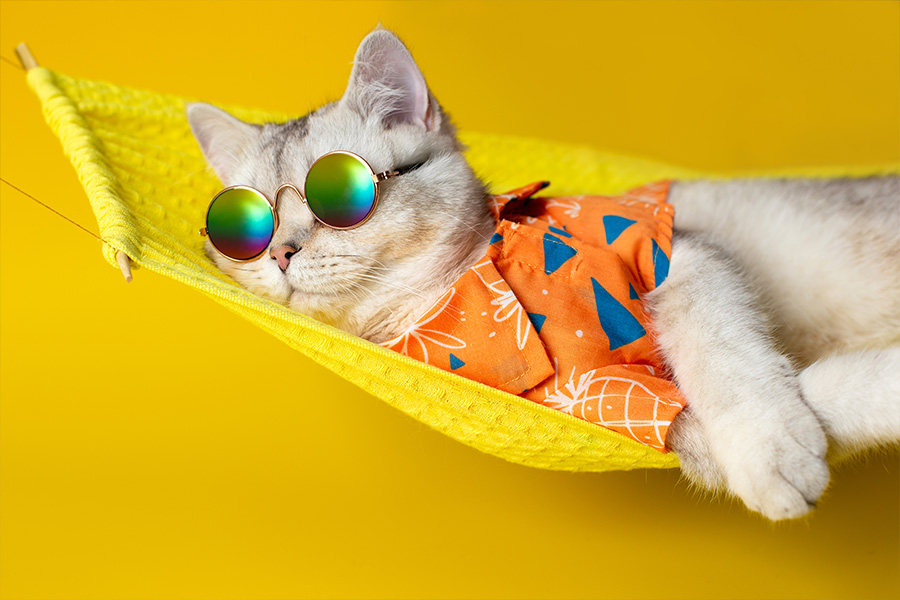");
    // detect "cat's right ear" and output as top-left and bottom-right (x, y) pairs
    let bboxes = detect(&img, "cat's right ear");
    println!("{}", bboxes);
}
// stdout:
(186, 103), (261, 183)
(342, 28), (437, 131)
